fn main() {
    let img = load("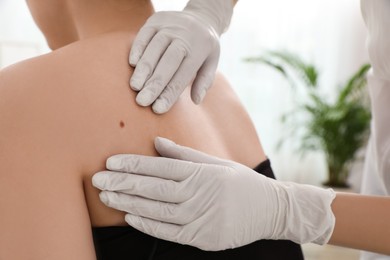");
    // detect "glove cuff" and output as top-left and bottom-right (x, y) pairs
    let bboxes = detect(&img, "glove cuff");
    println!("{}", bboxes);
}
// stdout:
(271, 181), (336, 245)
(184, 0), (235, 35)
